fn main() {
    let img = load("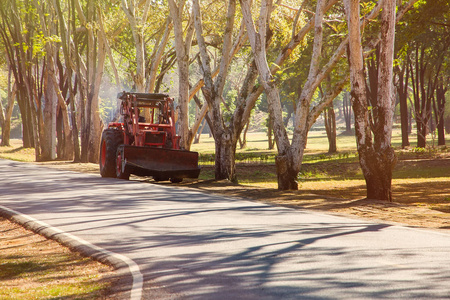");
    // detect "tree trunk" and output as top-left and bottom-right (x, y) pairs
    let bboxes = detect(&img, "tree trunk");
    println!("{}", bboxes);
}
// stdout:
(169, 0), (195, 150)
(193, 0), (242, 182)
(241, 0), (298, 189)
(0, 68), (15, 147)
(267, 115), (274, 150)
(0, 112), (13, 146)
(409, 44), (436, 149)
(239, 120), (250, 149)
(343, 91), (352, 133)
(87, 92), (104, 163)
(28, 87), (41, 161)
(214, 132), (237, 182)
(41, 61), (55, 161)
(56, 109), (64, 158)
(59, 102), (75, 160)
(445, 114), (450, 134)
(147, 16), (172, 93)
(396, 57), (410, 148)
(399, 96), (410, 148)
(69, 74), (81, 162)
(434, 81), (446, 146)
(16, 89), (33, 148)
(417, 122), (427, 147)
(80, 90), (89, 163)
(46, 53), (74, 160)
(275, 152), (298, 190)
(359, 145), (396, 200)
(73, 0), (105, 163)
(194, 119), (207, 144)
(324, 105), (337, 153)
(345, 0), (397, 201)
(437, 116), (445, 146)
